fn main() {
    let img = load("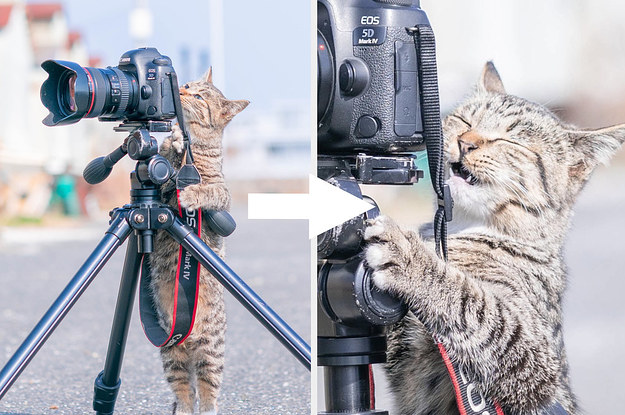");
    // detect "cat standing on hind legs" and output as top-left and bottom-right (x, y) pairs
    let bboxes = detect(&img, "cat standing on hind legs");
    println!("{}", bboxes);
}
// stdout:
(149, 68), (249, 415)
(364, 62), (625, 415)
